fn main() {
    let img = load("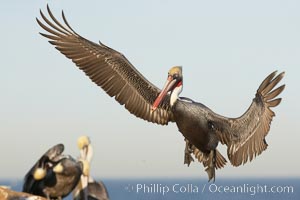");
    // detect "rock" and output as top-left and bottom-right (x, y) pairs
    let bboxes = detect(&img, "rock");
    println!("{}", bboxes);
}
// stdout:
(0, 186), (47, 200)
